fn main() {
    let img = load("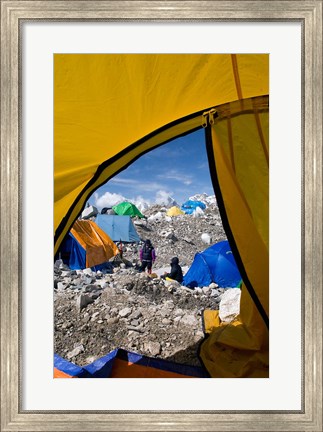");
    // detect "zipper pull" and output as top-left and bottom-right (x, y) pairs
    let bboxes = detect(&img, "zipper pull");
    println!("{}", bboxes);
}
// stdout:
(202, 108), (217, 128)
(202, 111), (209, 128)
(208, 108), (217, 125)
